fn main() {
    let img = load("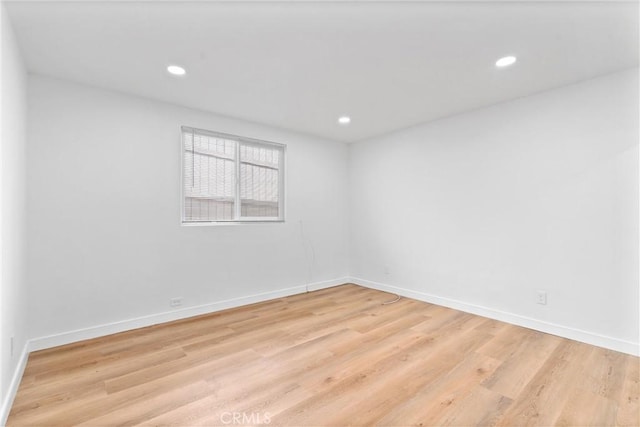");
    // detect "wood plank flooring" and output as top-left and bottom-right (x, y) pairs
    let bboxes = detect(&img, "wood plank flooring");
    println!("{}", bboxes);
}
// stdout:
(7, 284), (639, 426)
